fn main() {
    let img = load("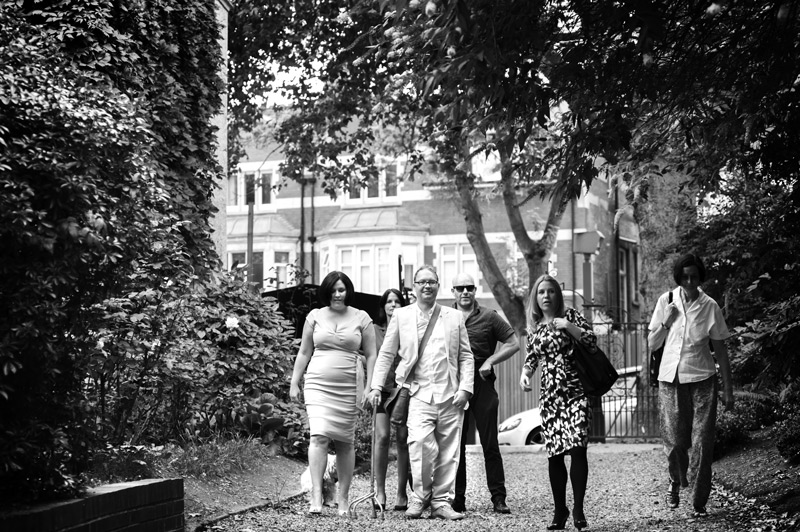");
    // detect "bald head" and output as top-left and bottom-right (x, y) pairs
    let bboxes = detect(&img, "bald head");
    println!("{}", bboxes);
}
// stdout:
(452, 273), (477, 311)
(452, 273), (475, 287)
